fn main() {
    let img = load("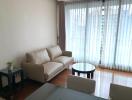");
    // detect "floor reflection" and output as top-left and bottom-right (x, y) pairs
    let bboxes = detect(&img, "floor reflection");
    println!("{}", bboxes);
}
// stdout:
(50, 68), (132, 99)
